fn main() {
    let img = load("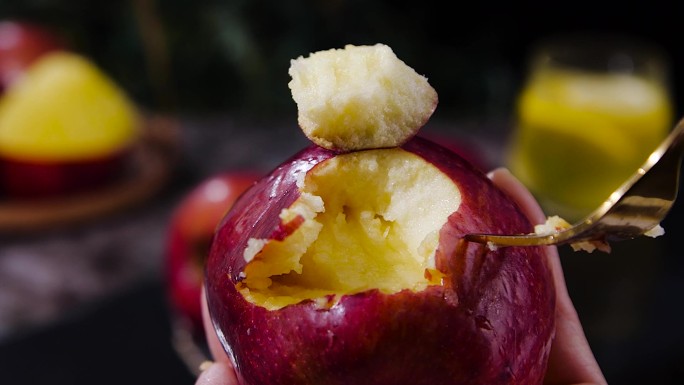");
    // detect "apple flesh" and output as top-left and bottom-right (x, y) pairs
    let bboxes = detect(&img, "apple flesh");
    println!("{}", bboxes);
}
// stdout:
(205, 136), (556, 385)
(166, 172), (261, 335)
(288, 44), (437, 152)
